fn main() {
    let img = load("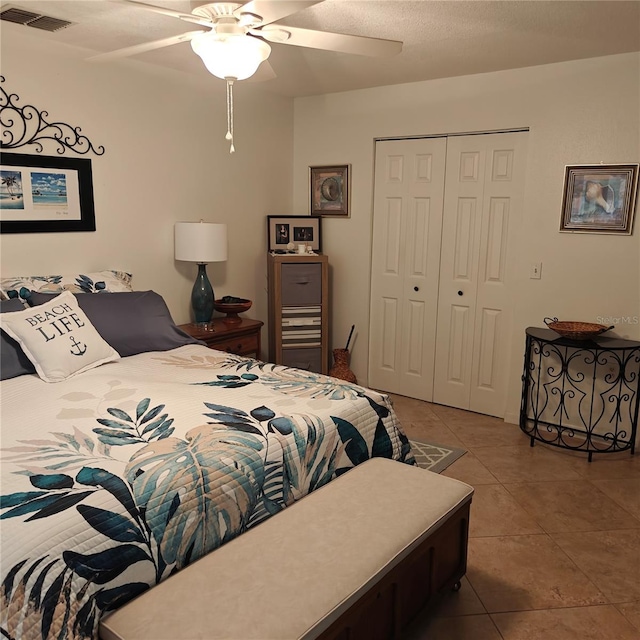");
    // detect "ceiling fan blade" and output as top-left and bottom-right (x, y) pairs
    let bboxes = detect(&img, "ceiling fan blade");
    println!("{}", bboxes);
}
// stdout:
(87, 30), (205, 62)
(236, 1), (323, 27)
(110, 0), (214, 28)
(257, 25), (402, 57)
